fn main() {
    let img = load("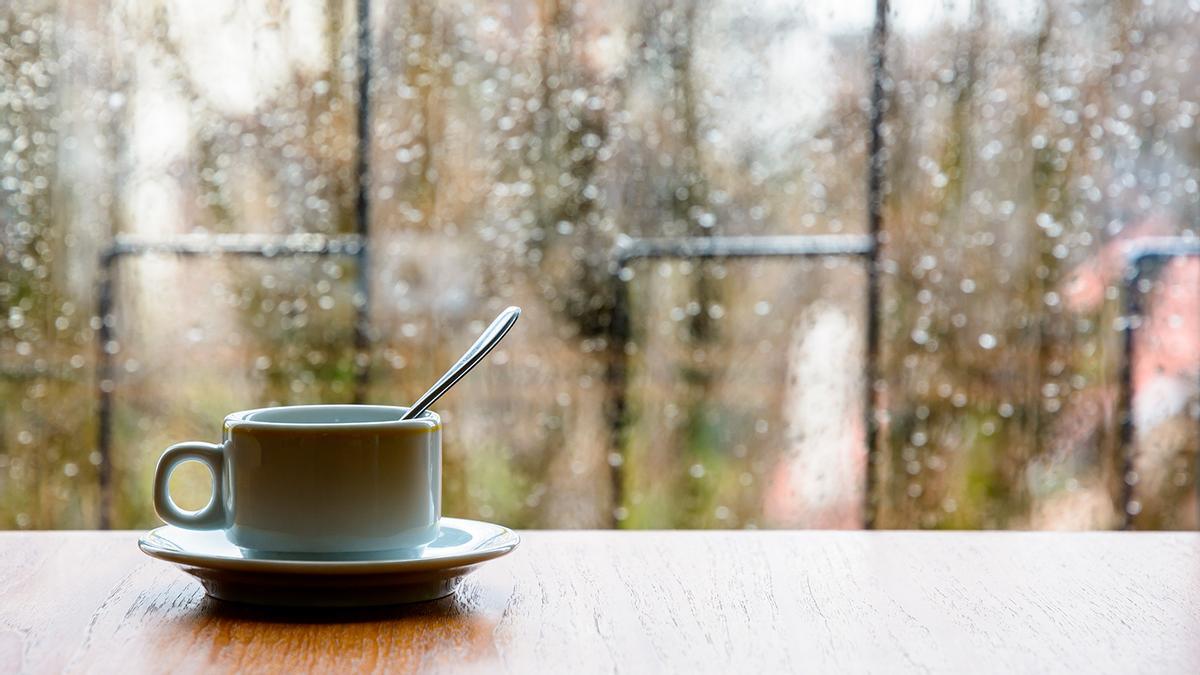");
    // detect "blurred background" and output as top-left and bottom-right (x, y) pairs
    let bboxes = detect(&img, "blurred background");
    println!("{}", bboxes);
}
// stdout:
(2, 0), (1198, 531)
